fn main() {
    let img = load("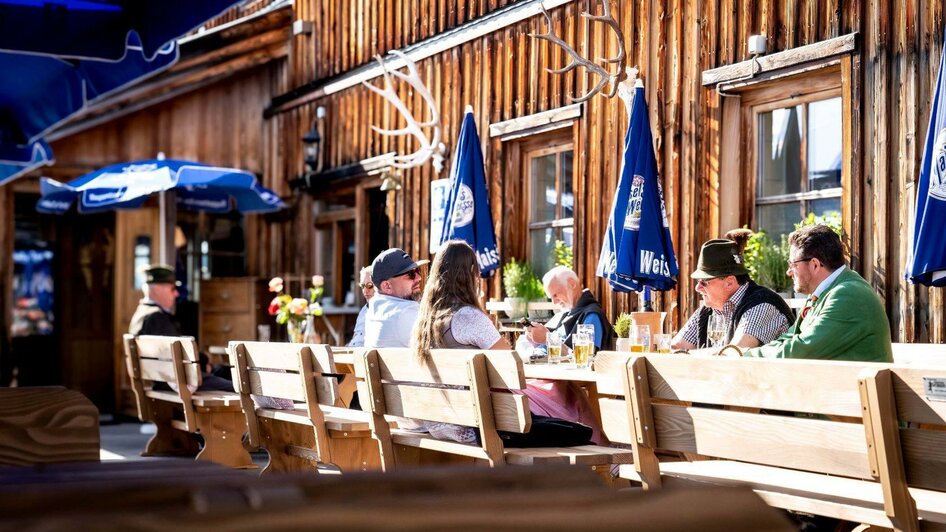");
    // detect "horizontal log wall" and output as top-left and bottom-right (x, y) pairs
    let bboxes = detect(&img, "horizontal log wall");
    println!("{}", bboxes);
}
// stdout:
(269, 0), (944, 341)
